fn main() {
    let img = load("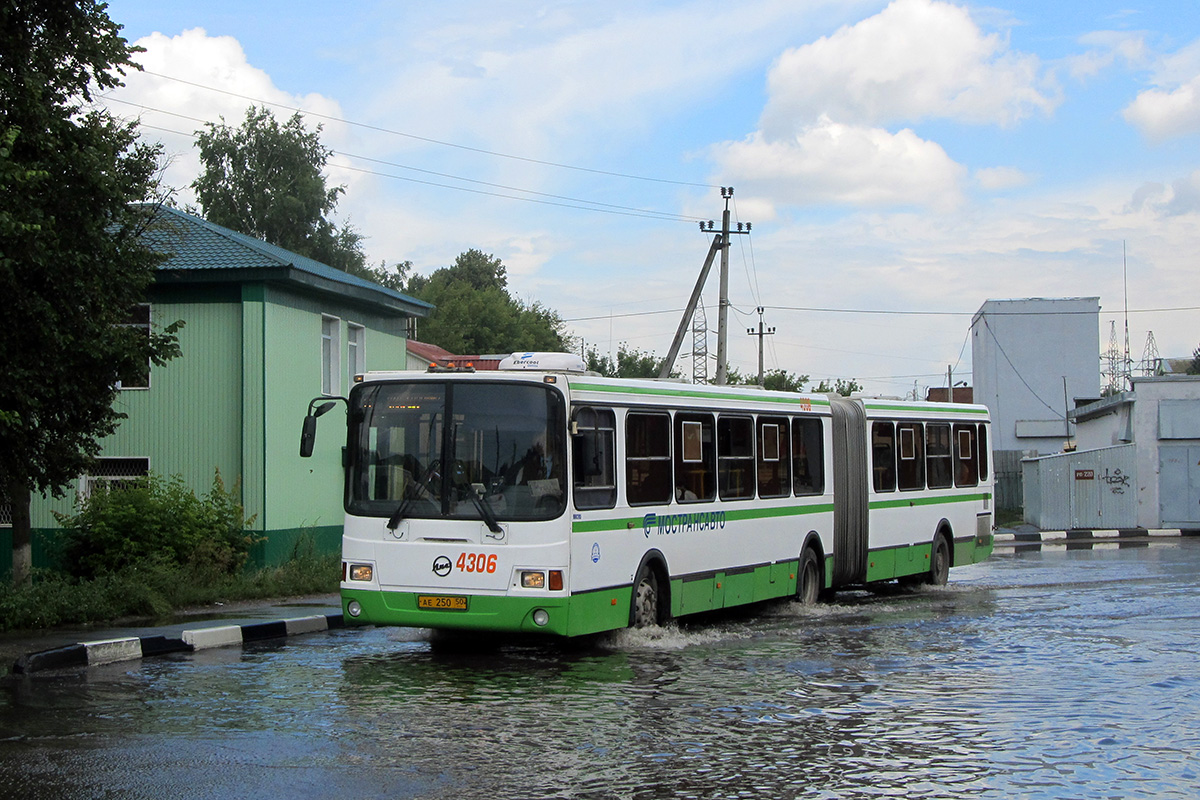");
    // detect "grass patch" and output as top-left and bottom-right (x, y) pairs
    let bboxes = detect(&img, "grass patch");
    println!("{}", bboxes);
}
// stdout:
(0, 551), (340, 633)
